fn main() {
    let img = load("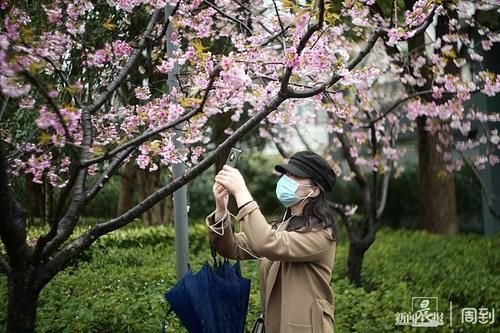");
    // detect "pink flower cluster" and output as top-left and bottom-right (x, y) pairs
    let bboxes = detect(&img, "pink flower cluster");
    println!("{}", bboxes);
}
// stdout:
(220, 57), (251, 90)
(86, 40), (133, 68)
(35, 105), (82, 141)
